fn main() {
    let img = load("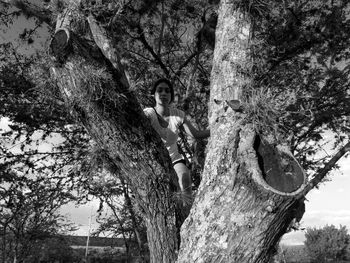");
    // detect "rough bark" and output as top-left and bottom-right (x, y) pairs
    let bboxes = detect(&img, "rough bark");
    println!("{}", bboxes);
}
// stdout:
(177, 3), (305, 262)
(178, 125), (305, 262)
(48, 3), (178, 262)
